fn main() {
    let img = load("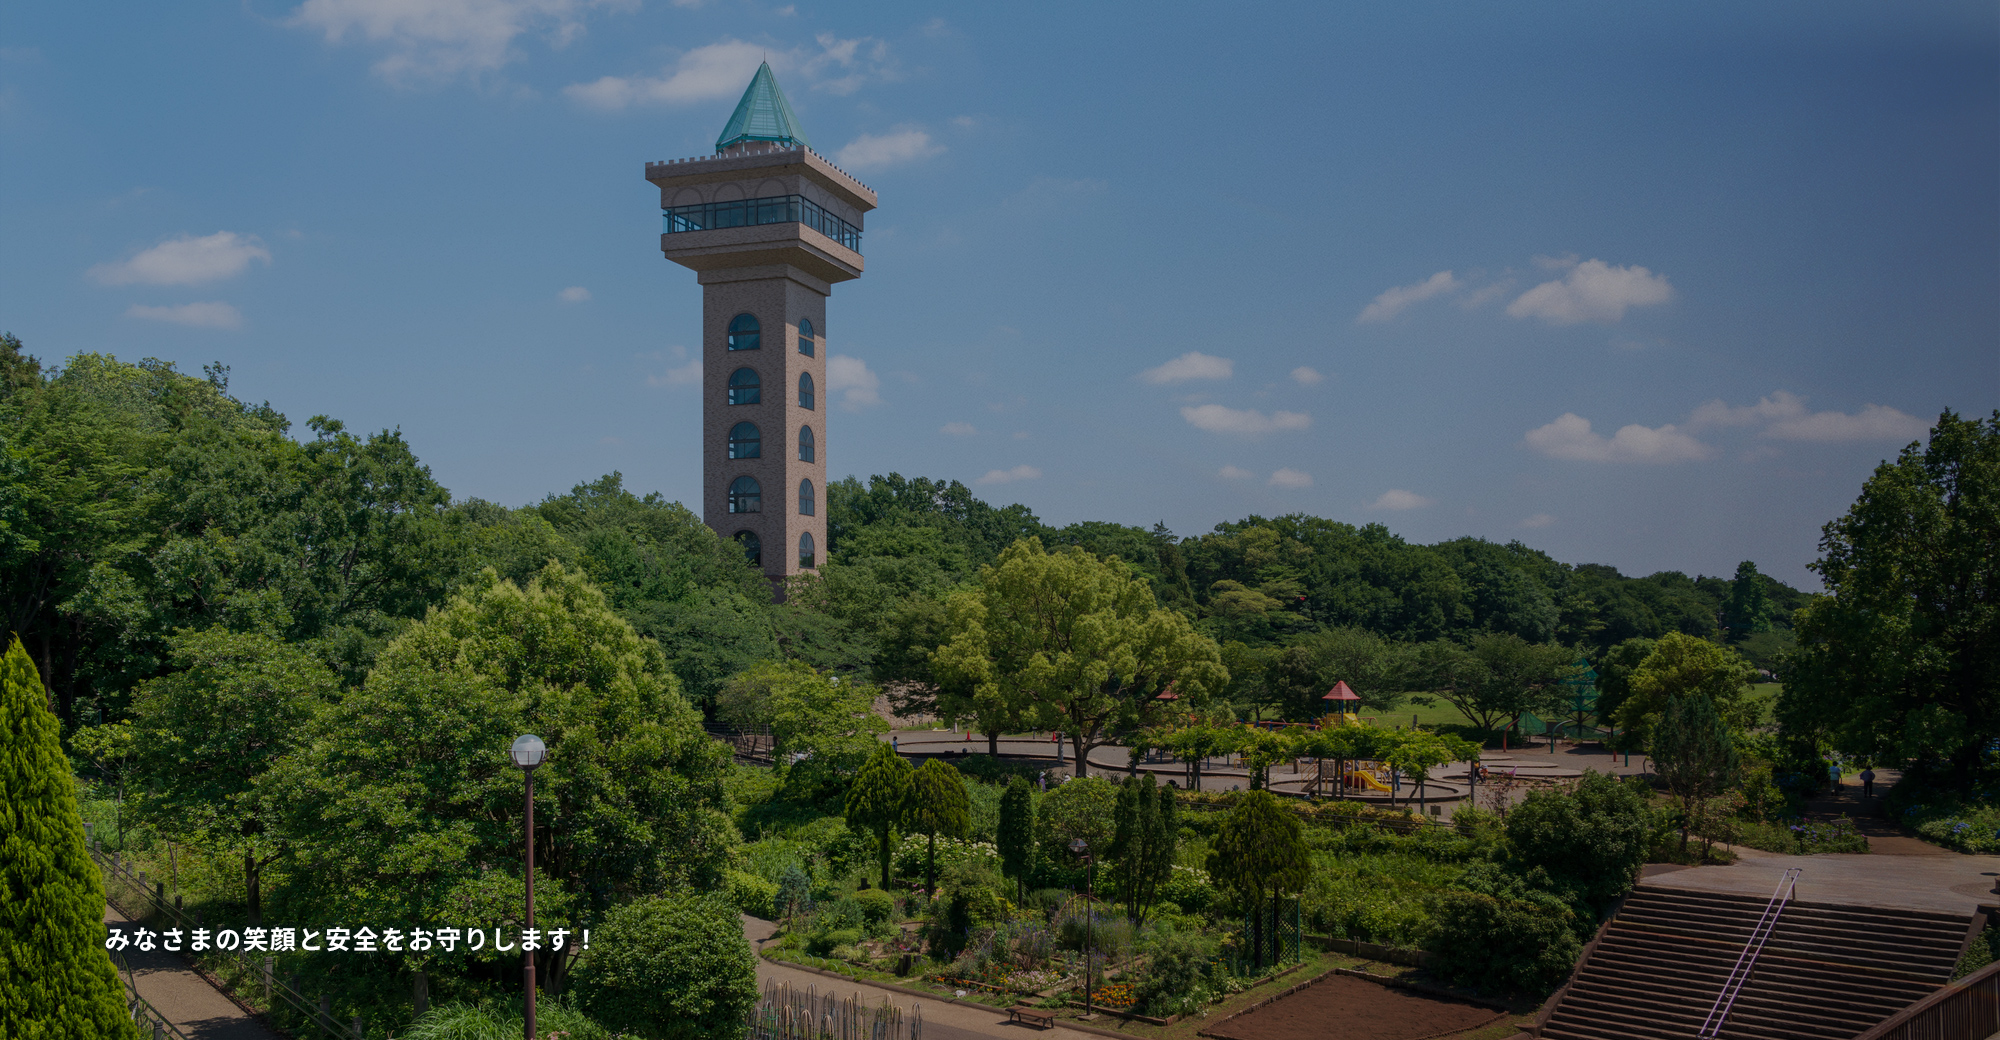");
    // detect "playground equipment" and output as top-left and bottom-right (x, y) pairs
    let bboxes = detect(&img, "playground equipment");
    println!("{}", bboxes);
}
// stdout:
(1343, 769), (1392, 793)
(1322, 680), (1362, 723)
